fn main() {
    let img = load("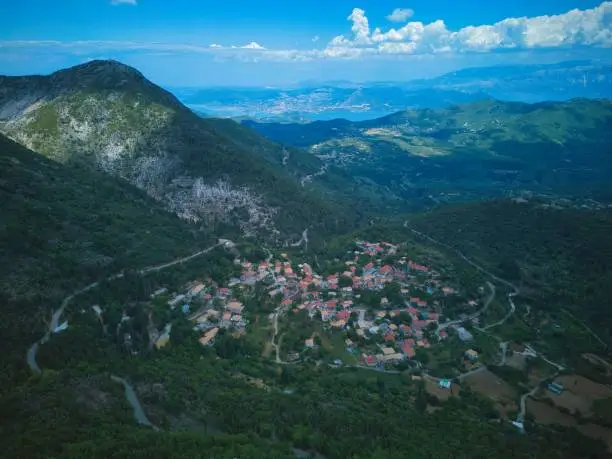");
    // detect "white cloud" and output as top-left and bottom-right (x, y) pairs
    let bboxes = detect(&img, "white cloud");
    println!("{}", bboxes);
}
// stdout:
(312, 35), (320, 43)
(387, 8), (414, 23)
(110, 0), (137, 5)
(3, 2), (612, 64)
(327, 2), (612, 56)
(240, 41), (265, 50)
